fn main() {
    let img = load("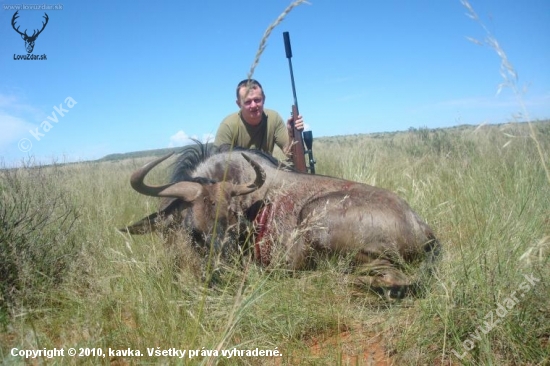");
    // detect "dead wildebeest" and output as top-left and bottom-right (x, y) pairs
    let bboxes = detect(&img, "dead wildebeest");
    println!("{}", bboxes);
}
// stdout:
(122, 143), (440, 298)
